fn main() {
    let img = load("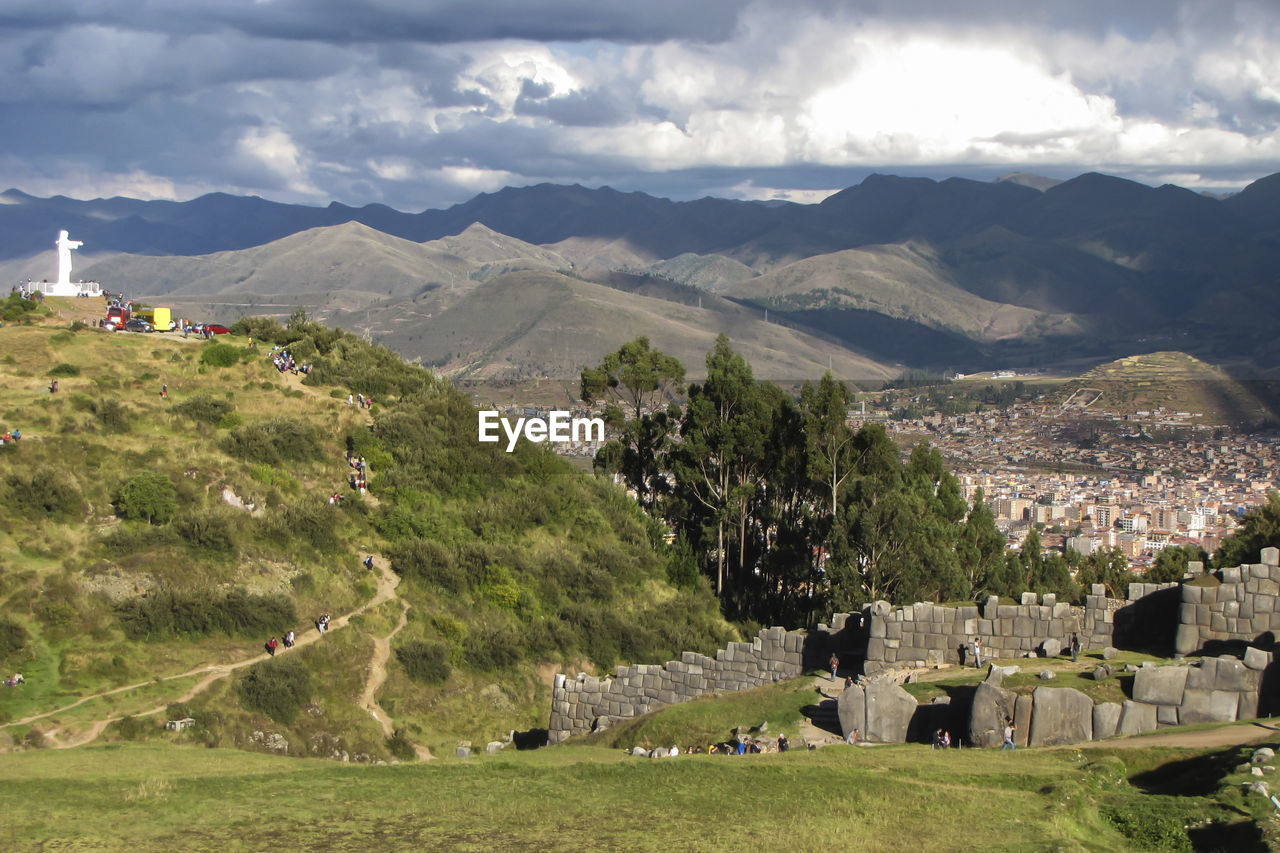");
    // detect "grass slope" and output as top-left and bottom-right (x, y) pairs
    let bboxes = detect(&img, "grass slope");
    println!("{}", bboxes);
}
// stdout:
(379, 268), (896, 383)
(723, 242), (1082, 342)
(0, 300), (734, 759)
